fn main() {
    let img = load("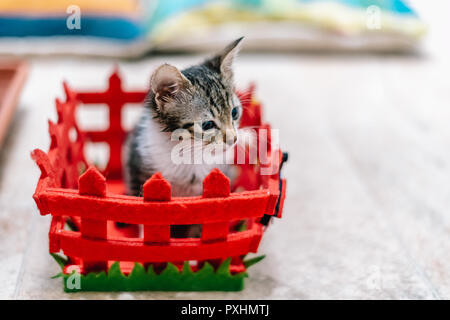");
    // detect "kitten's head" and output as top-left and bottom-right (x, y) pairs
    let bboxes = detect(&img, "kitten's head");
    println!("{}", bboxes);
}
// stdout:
(148, 37), (244, 148)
